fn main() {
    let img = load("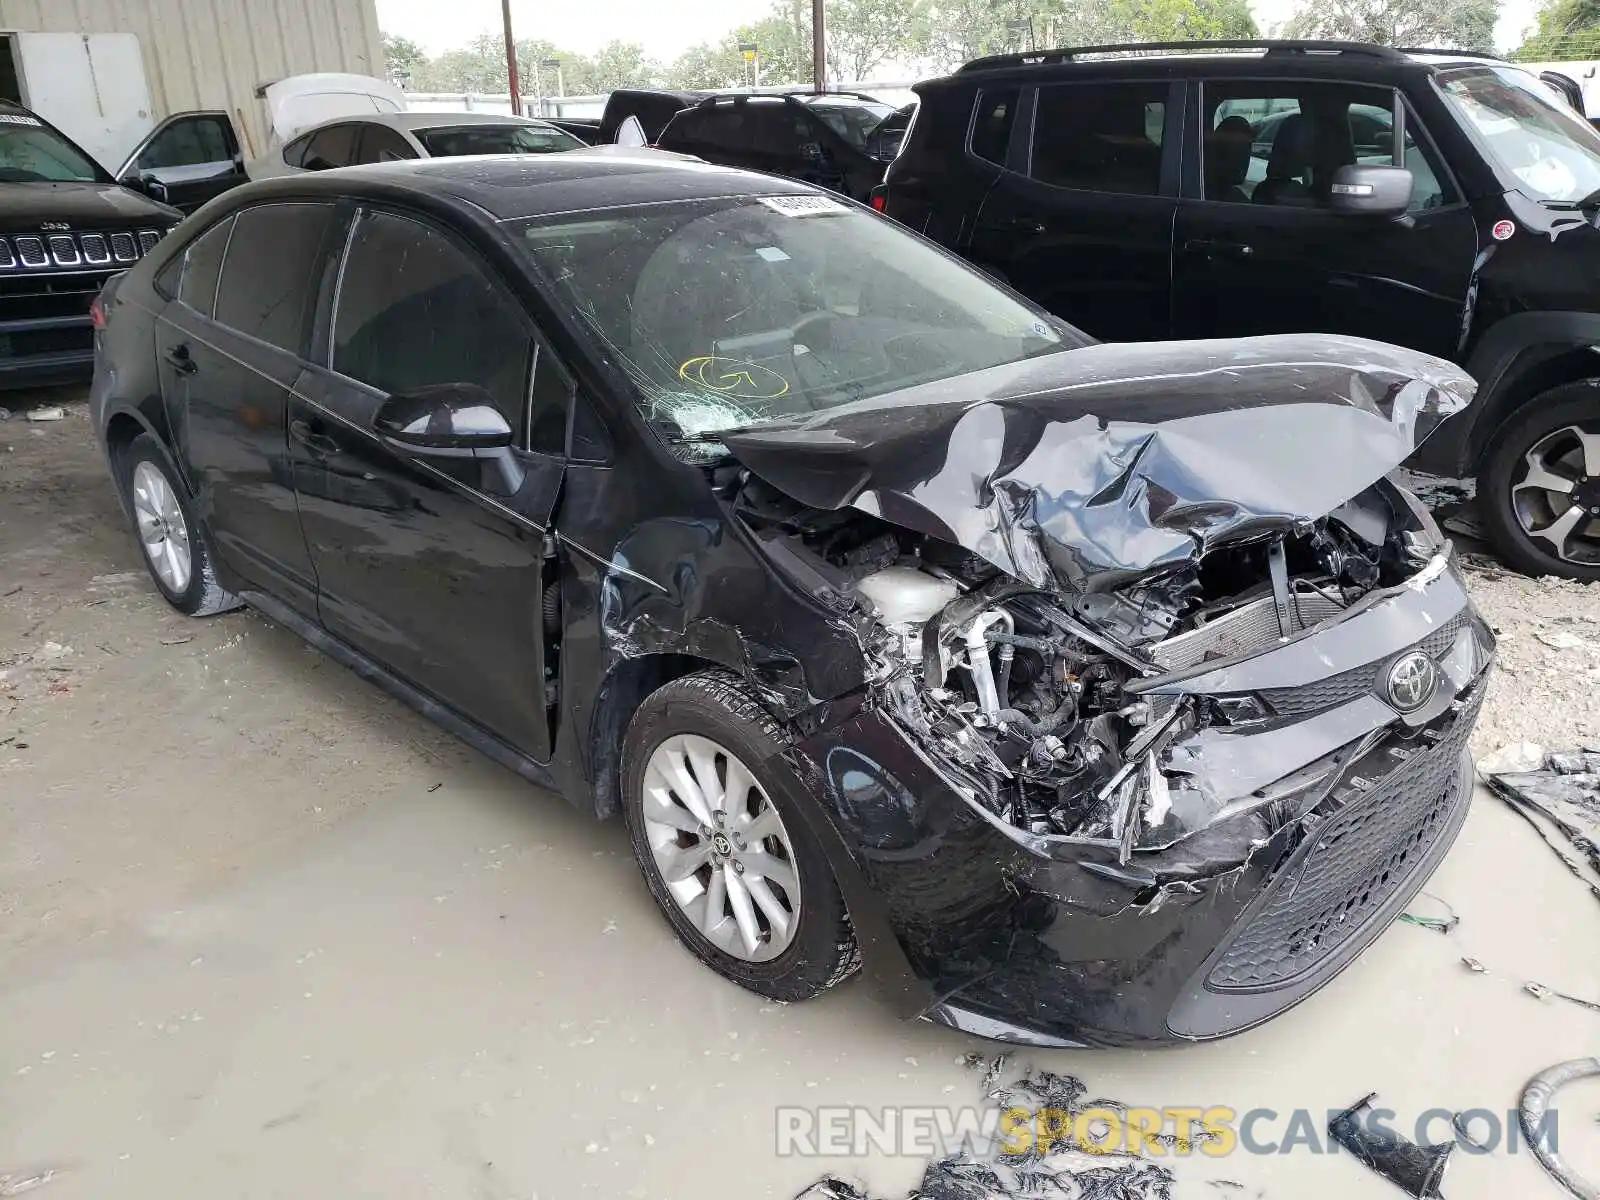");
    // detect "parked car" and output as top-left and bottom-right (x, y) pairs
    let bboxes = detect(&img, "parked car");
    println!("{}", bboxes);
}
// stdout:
(0, 98), (178, 389)
(656, 92), (903, 201)
(598, 88), (712, 144)
(250, 111), (585, 178)
(883, 40), (1600, 582)
(91, 152), (1494, 1047)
